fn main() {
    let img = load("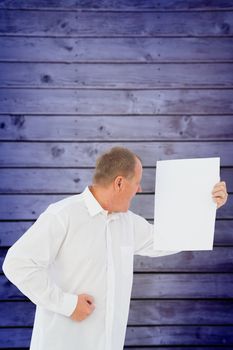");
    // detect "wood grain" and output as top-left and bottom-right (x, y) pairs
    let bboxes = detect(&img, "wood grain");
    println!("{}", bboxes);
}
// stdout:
(0, 1), (232, 348)
(1, 63), (233, 88)
(1, 115), (233, 141)
(1, 89), (233, 115)
(0, 142), (233, 167)
(1, 37), (233, 62)
(125, 325), (233, 346)
(1, 326), (233, 347)
(1, 0), (233, 10)
(131, 273), (233, 298)
(1, 11), (233, 37)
